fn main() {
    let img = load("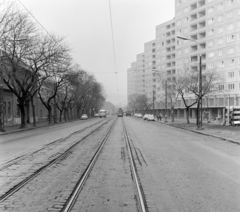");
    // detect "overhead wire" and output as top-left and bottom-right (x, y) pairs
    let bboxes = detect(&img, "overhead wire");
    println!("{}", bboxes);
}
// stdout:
(108, 0), (119, 101)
